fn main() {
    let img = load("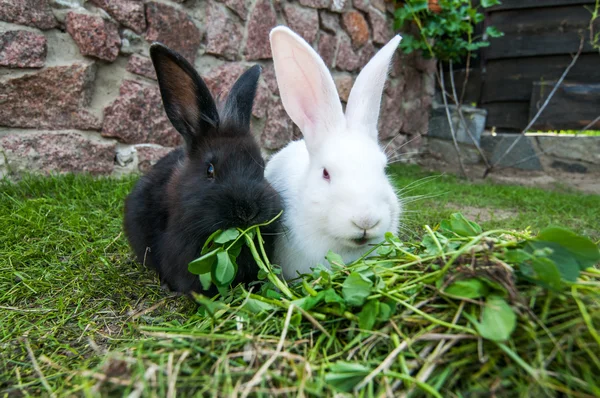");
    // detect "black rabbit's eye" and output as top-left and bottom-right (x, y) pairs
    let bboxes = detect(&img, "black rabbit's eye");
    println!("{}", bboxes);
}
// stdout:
(207, 163), (215, 179)
(323, 168), (330, 181)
